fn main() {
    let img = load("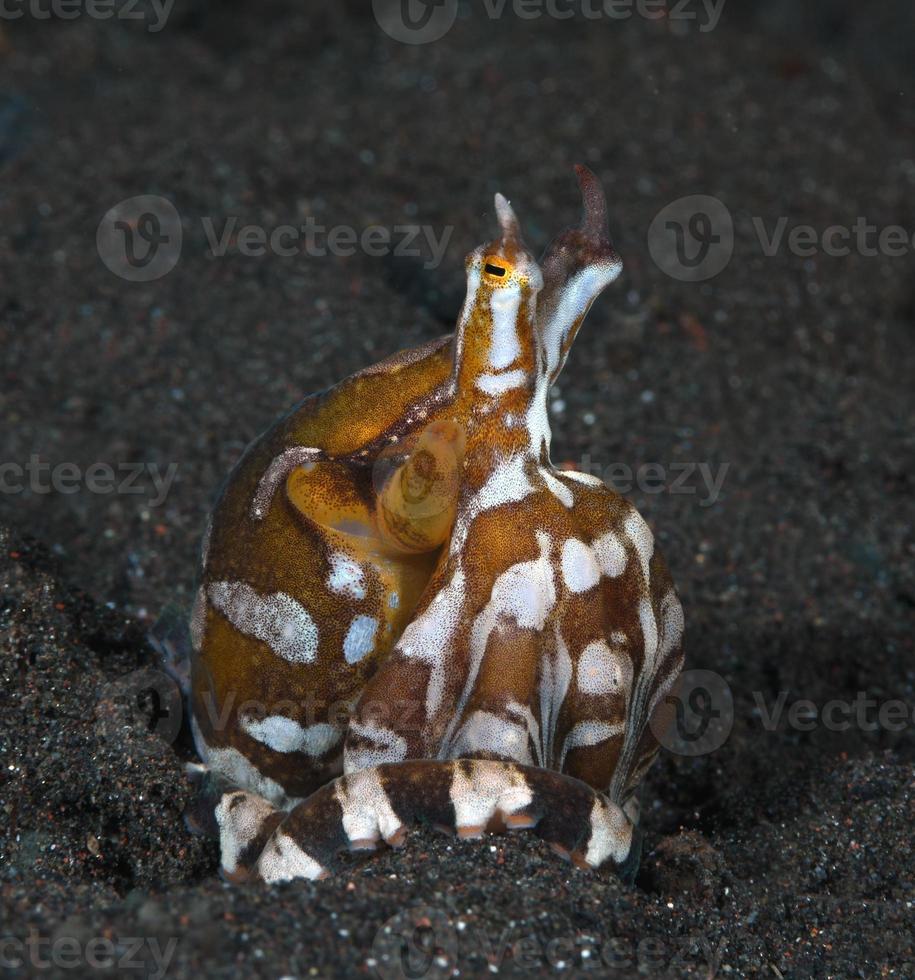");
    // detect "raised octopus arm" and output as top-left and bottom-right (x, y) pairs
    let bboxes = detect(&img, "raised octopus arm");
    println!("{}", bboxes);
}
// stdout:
(536, 165), (623, 384)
